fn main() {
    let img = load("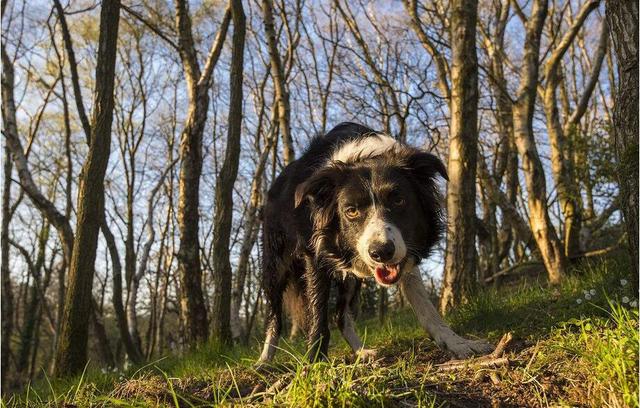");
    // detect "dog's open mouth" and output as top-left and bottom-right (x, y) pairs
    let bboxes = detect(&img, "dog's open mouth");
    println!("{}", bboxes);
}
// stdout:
(374, 263), (401, 285)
